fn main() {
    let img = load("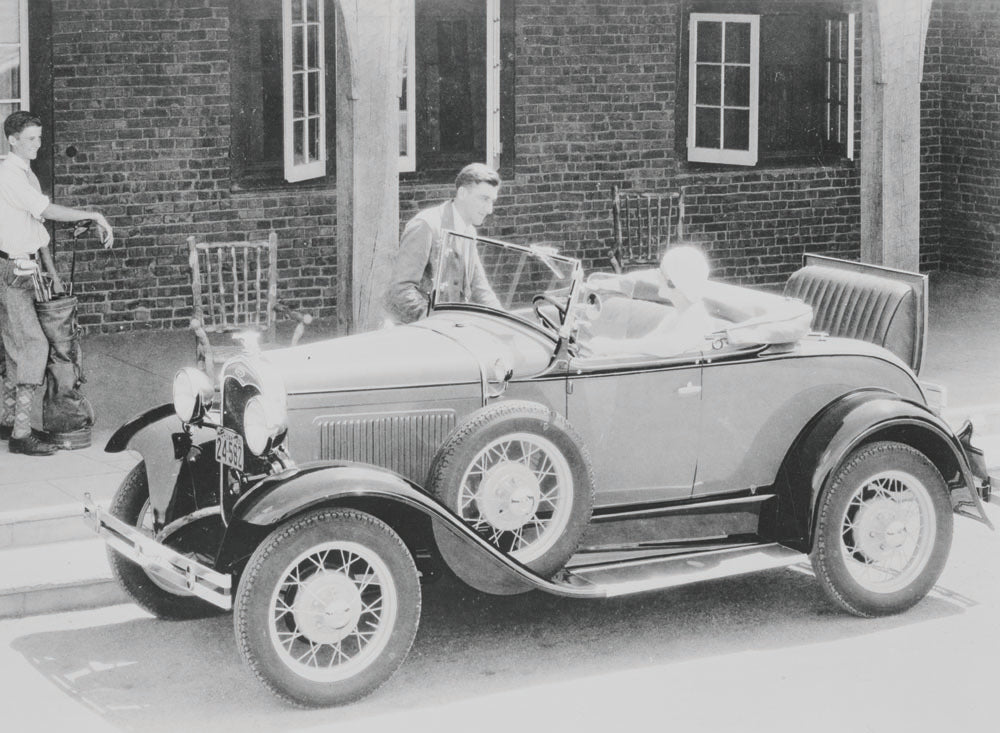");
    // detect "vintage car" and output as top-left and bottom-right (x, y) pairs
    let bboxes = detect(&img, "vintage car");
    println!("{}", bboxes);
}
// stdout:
(84, 232), (993, 707)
